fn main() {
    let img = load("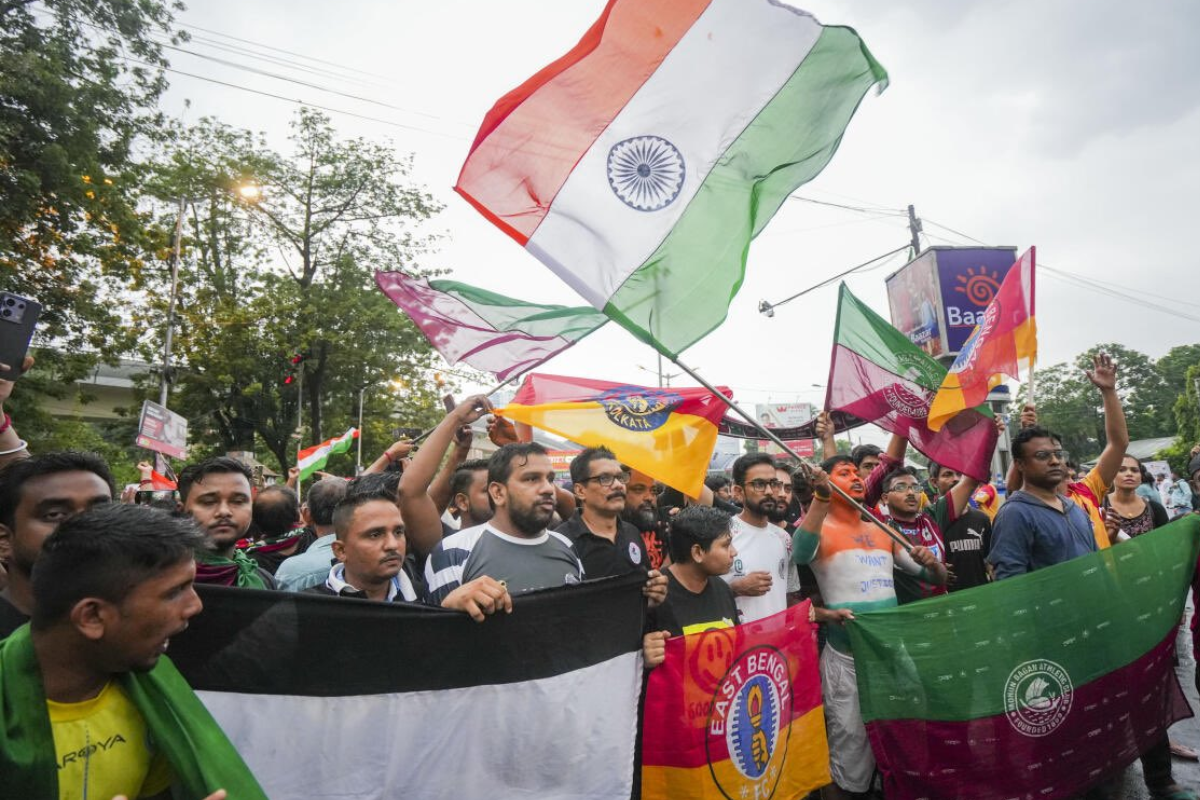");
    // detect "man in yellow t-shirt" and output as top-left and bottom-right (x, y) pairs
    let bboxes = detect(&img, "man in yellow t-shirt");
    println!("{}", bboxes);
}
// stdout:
(48, 679), (174, 800)
(0, 502), (258, 800)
